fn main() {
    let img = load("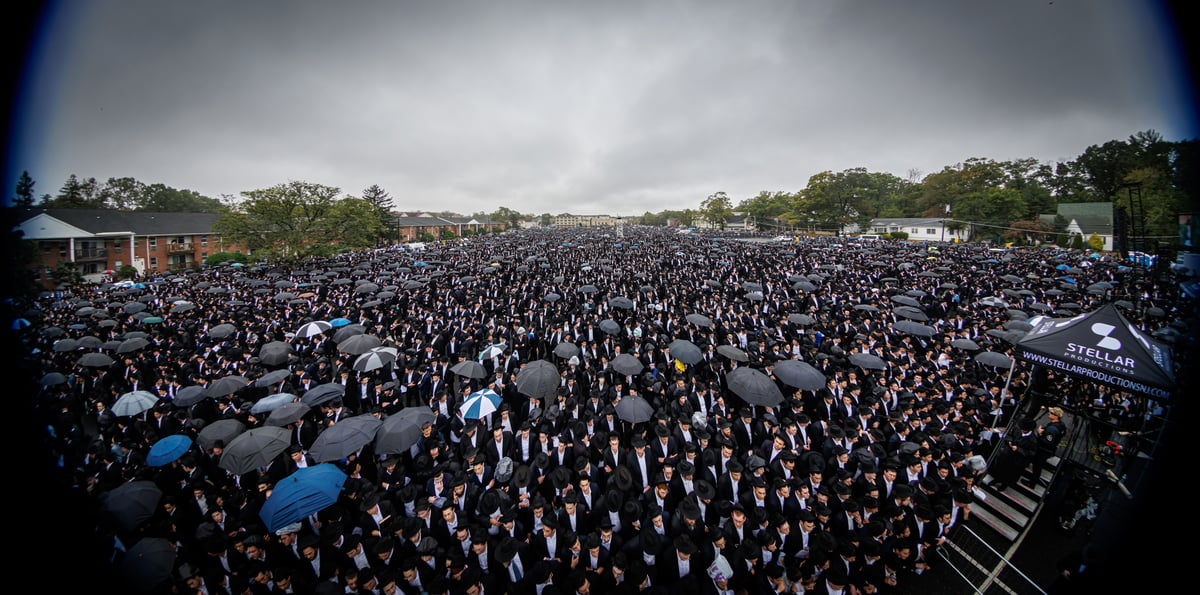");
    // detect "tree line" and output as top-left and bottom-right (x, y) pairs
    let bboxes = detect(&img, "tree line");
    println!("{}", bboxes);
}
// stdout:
(678, 130), (1197, 241)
